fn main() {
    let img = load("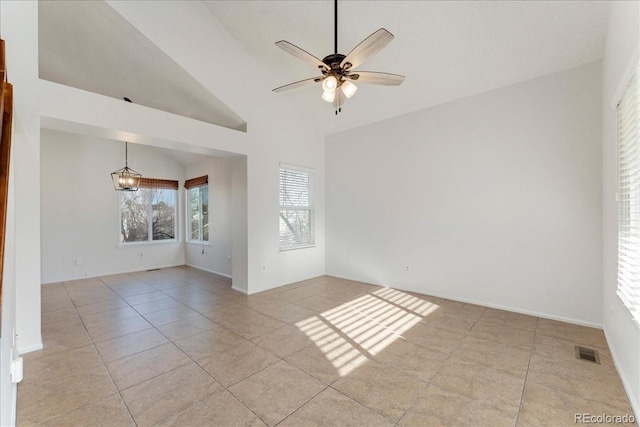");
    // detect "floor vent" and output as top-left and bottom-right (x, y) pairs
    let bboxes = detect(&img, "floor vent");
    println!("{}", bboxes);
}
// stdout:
(147, 268), (161, 272)
(575, 346), (600, 364)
